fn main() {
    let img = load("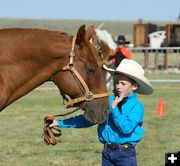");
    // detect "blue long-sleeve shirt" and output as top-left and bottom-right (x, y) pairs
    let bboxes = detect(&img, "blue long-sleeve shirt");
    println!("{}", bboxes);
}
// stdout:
(58, 93), (144, 145)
